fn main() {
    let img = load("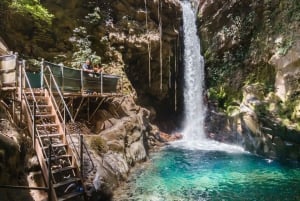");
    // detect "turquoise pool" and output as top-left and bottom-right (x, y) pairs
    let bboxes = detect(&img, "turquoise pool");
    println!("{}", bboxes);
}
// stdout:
(115, 144), (300, 201)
